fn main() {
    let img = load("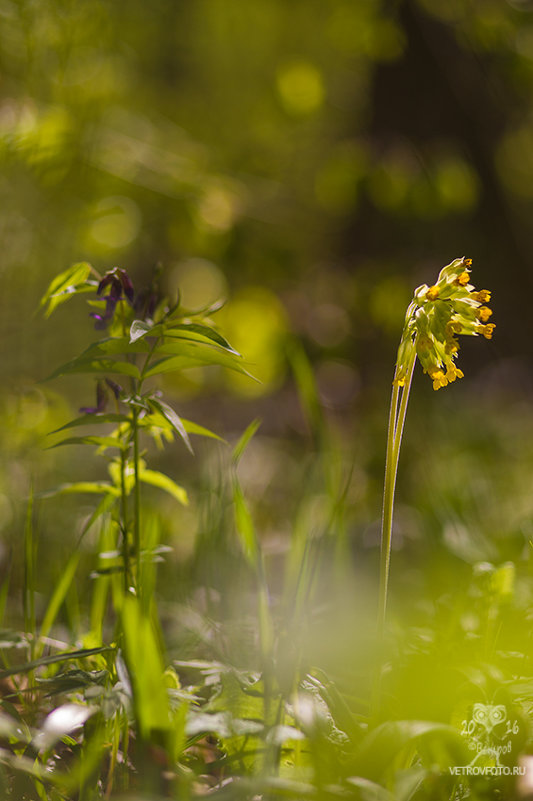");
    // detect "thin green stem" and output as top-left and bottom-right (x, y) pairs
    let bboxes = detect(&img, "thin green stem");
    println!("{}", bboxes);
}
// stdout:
(378, 348), (417, 636)
(373, 345), (417, 719)
(376, 381), (400, 644)
(120, 448), (130, 593)
(132, 405), (141, 586)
